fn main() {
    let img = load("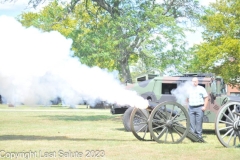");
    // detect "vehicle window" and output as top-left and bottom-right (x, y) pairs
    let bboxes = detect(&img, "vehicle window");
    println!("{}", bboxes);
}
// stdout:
(210, 81), (217, 95)
(162, 83), (177, 94)
(199, 84), (205, 88)
(136, 76), (146, 82)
